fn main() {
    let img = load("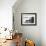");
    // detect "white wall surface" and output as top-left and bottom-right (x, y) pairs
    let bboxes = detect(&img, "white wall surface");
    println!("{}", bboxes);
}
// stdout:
(13, 0), (46, 46)
(13, 0), (41, 46)
(41, 0), (46, 46)
(0, 0), (17, 30)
